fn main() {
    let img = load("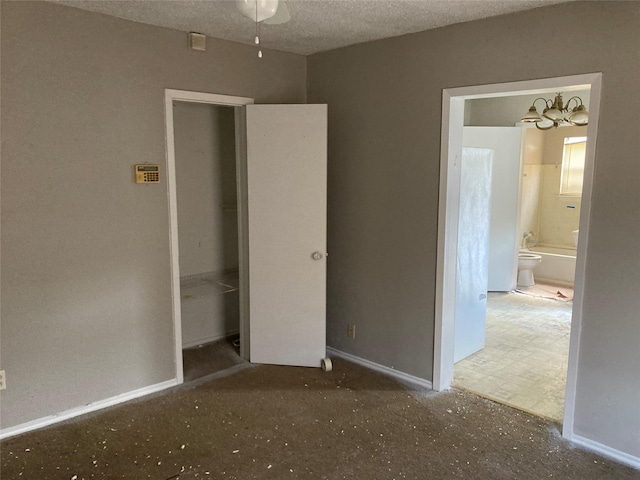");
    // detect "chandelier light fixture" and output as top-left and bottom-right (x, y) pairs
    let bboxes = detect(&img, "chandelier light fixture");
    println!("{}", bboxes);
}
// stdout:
(520, 93), (589, 130)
